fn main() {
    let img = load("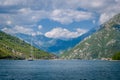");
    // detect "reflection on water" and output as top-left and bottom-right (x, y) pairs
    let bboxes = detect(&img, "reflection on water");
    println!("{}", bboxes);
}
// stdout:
(0, 60), (120, 80)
